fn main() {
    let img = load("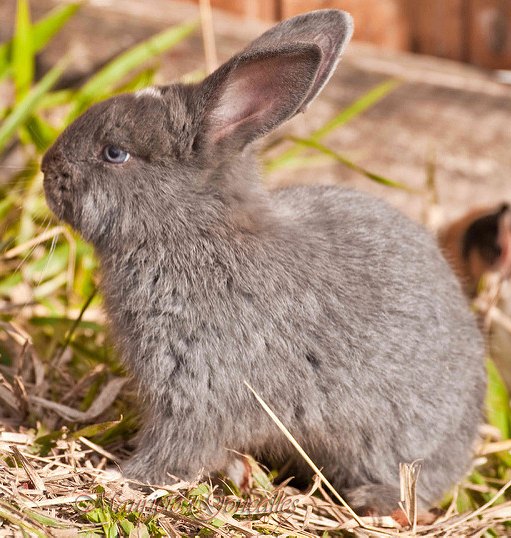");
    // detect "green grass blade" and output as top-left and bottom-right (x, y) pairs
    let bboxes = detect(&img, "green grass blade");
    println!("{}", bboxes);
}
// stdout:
(0, 2), (80, 79)
(288, 137), (416, 191)
(30, 2), (82, 52)
(12, 0), (33, 98)
(264, 154), (329, 171)
(0, 59), (66, 152)
(70, 419), (122, 440)
(310, 78), (400, 140)
(67, 20), (197, 121)
(114, 67), (156, 94)
(0, 41), (7, 75)
(37, 89), (74, 109)
(265, 78), (400, 173)
(24, 114), (59, 151)
(0, 501), (49, 538)
(23, 508), (72, 529)
(486, 358), (511, 440)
